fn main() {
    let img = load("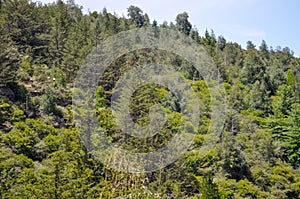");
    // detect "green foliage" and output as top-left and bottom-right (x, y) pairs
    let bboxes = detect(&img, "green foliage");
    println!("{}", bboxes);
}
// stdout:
(219, 133), (252, 181)
(51, 67), (67, 87)
(285, 103), (300, 167)
(175, 12), (192, 35)
(198, 174), (221, 199)
(0, 31), (19, 87)
(0, 100), (12, 125)
(39, 86), (57, 115)
(272, 84), (295, 116)
(94, 86), (107, 109)
(287, 69), (295, 86)
(1, 1), (300, 198)
(249, 80), (271, 113)
(127, 5), (148, 28)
